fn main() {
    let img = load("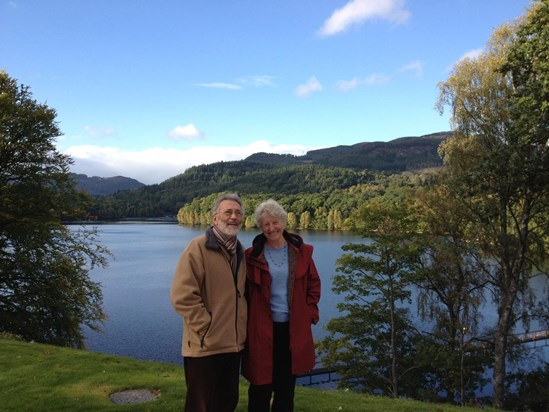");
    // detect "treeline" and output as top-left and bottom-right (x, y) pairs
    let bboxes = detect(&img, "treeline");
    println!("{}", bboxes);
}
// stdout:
(86, 163), (403, 220)
(84, 132), (449, 220)
(175, 172), (431, 230)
